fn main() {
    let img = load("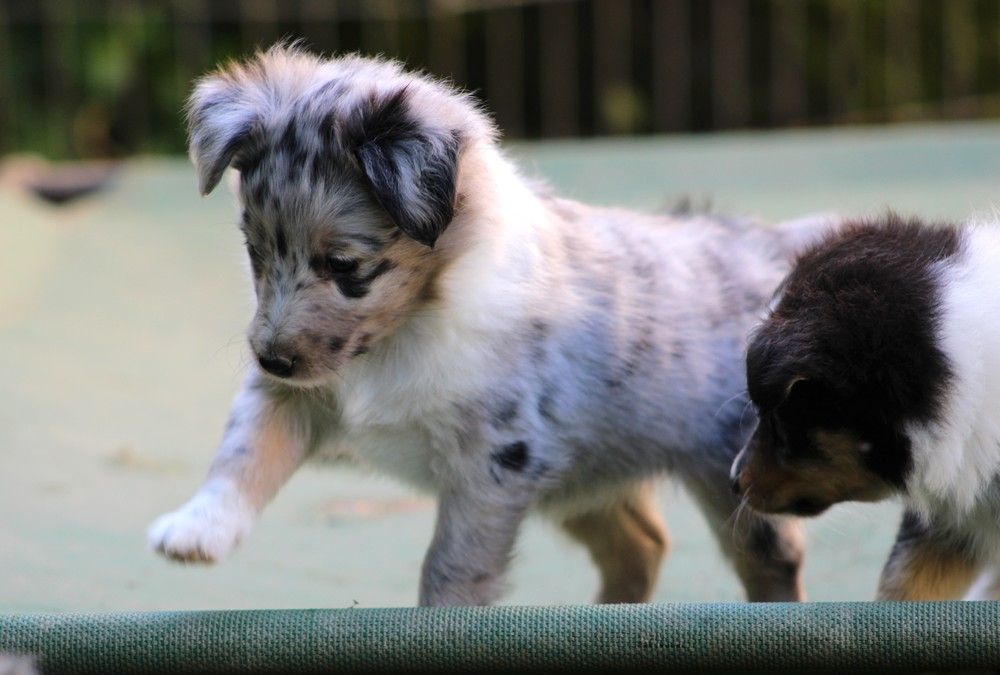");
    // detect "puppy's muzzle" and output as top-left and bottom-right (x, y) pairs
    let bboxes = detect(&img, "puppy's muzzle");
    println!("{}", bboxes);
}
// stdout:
(257, 351), (298, 378)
